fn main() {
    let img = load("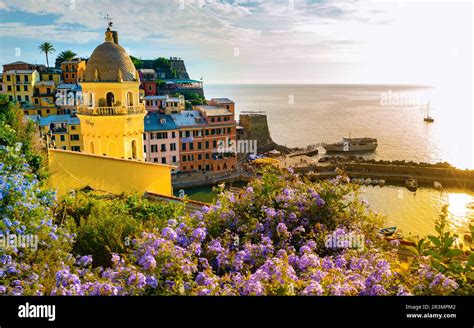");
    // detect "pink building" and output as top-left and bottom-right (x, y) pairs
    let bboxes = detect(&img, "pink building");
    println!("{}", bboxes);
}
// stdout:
(143, 113), (179, 173)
